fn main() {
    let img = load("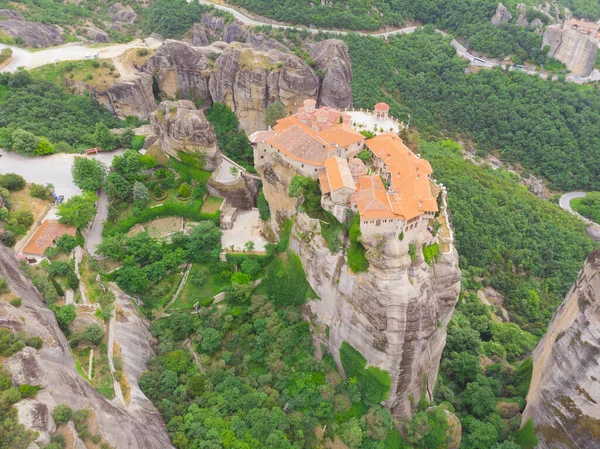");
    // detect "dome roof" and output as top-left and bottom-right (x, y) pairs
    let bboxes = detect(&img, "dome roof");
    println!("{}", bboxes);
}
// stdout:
(384, 239), (403, 257)
(374, 102), (390, 112)
(348, 158), (367, 176)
